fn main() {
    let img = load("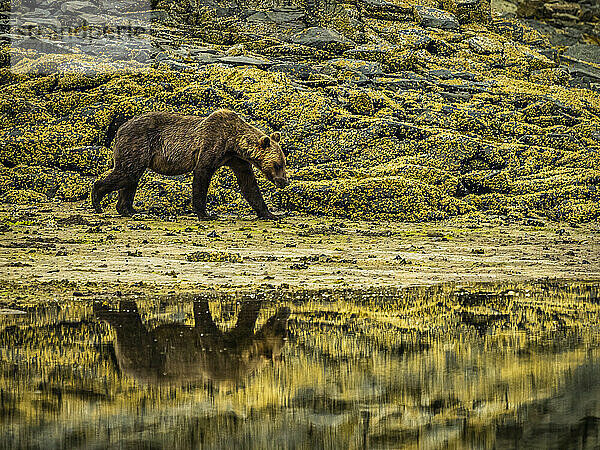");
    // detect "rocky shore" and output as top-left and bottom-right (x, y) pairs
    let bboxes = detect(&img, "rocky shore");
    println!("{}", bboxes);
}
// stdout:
(0, 0), (599, 223)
